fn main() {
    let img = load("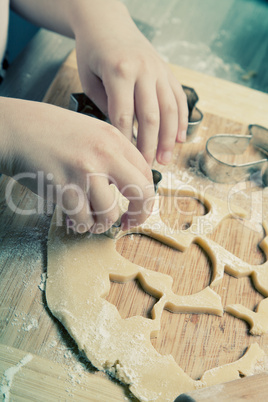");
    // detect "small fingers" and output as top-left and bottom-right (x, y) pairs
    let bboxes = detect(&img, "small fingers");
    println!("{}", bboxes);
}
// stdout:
(135, 77), (160, 166)
(83, 71), (108, 116)
(88, 174), (119, 234)
(112, 159), (155, 230)
(104, 63), (135, 141)
(169, 74), (188, 143)
(60, 185), (94, 234)
(156, 79), (179, 165)
(113, 125), (154, 184)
